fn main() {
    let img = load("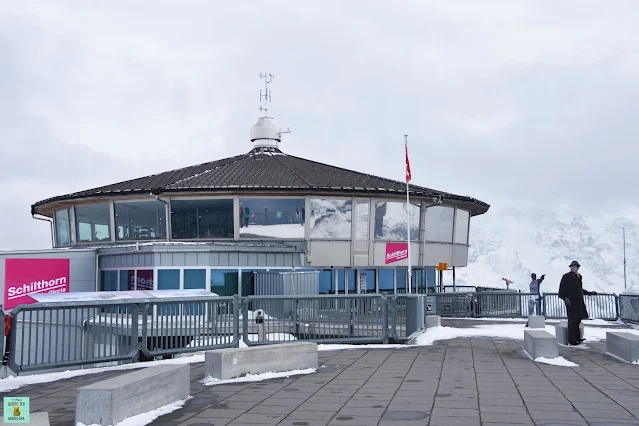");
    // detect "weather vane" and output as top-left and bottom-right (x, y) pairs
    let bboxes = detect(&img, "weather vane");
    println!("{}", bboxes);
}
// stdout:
(259, 64), (273, 115)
